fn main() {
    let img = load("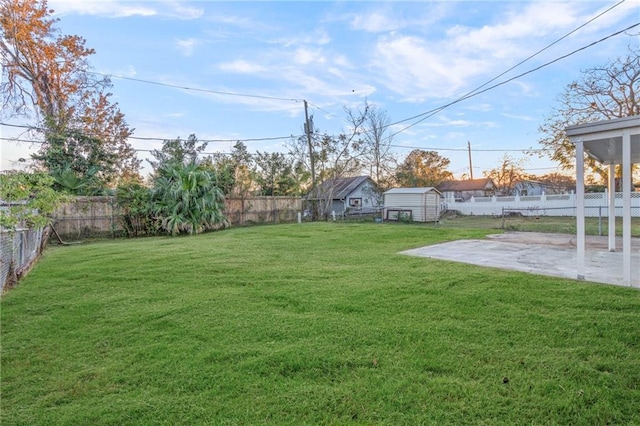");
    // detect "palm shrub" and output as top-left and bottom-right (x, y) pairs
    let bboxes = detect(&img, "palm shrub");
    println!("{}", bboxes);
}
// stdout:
(151, 162), (229, 236)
